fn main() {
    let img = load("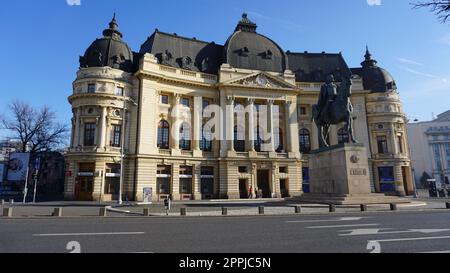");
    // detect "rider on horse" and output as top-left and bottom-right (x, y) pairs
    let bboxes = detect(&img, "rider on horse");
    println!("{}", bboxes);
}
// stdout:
(317, 74), (338, 122)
